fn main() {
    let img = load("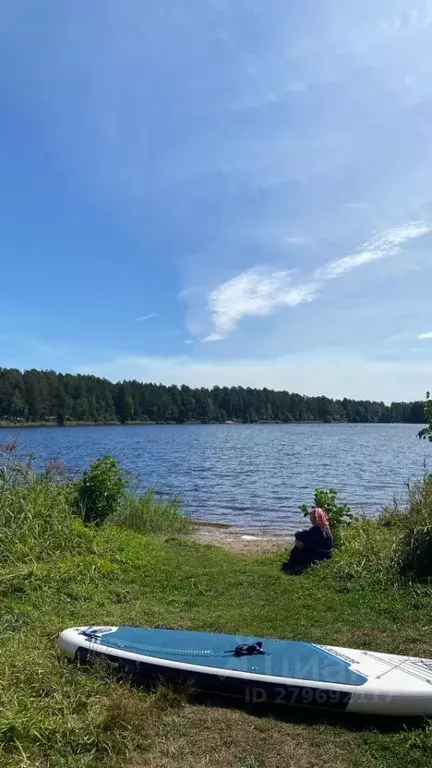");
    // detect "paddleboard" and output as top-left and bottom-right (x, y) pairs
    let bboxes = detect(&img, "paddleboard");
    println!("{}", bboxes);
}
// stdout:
(58, 626), (432, 715)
